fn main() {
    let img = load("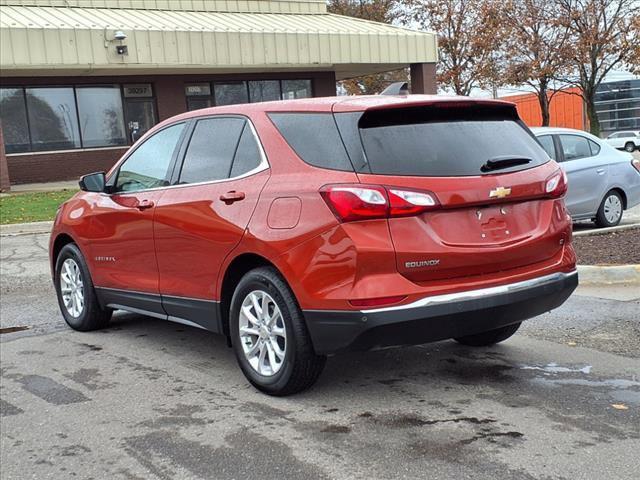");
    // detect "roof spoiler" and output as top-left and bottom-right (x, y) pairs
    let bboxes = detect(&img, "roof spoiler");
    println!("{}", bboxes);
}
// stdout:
(380, 82), (409, 96)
